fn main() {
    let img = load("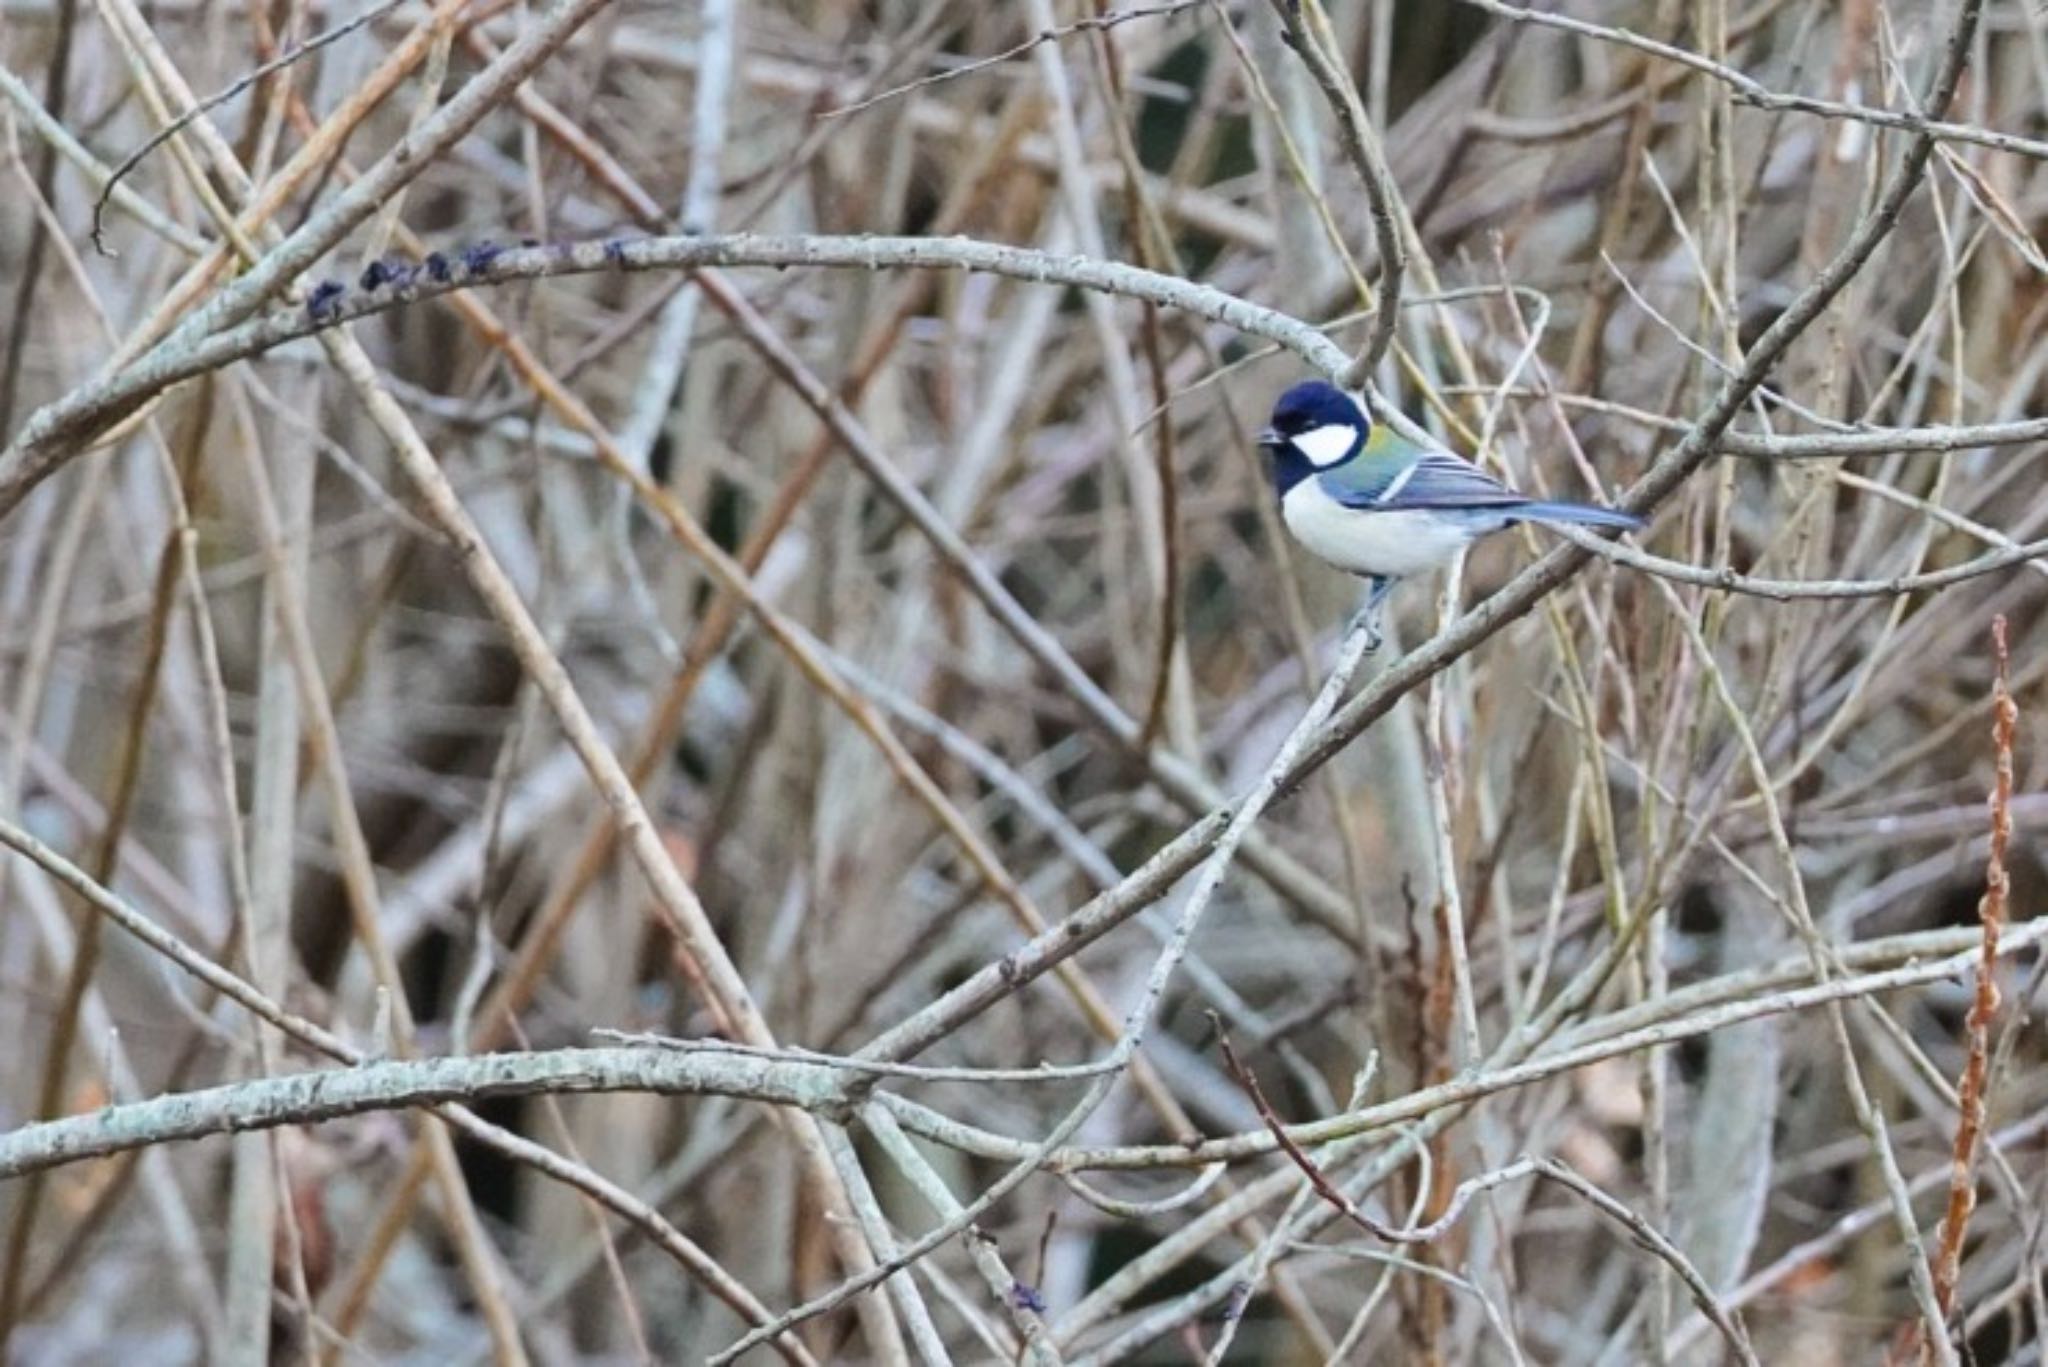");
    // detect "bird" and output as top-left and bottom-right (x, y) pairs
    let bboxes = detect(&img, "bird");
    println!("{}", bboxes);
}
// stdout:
(1257, 380), (1643, 648)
